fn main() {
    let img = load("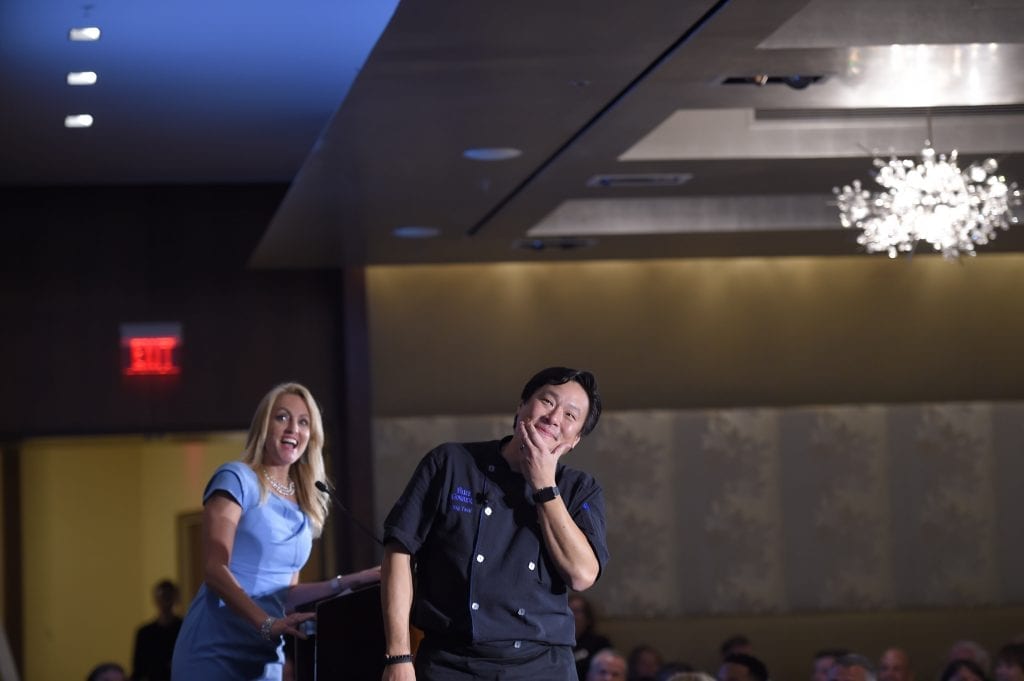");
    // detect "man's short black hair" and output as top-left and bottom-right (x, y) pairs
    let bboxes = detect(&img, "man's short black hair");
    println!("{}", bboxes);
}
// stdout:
(815, 649), (850, 661)
(940, 659), (986, 681)
(723, 653), (769, 681)
(519, 366), (602, 437)
(721, 634), (752, 657)
(155, 579), (179, 595)
(996, 643), (1024, 669)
